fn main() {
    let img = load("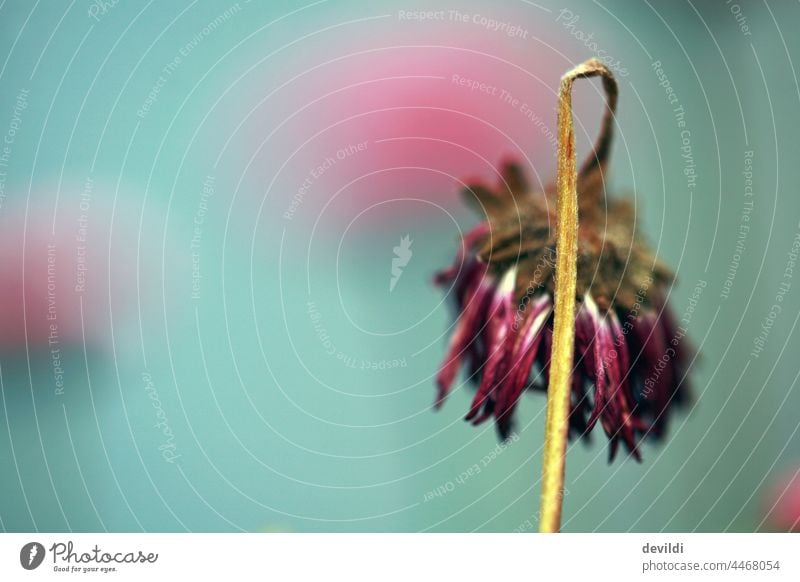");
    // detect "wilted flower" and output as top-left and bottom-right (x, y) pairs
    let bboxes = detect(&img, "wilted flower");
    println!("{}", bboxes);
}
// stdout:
(434, 60), (690, 462)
